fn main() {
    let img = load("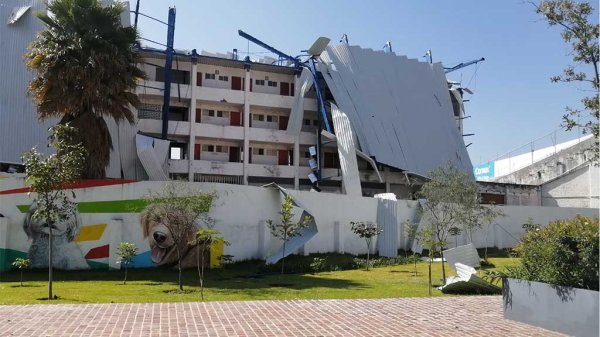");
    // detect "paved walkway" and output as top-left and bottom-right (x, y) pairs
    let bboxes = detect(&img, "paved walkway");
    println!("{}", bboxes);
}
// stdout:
(0, 296), (564, 337)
